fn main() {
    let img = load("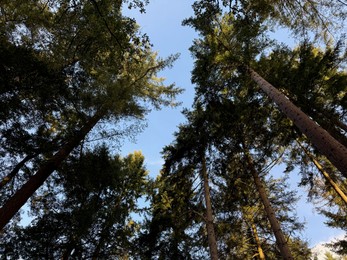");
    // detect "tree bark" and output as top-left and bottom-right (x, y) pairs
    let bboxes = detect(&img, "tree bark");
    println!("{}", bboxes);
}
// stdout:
(245, 151), (293, 260)
(0, 111), (104, 231)
(247, 67), (347, 176)
(297, 140), (347, 206)
(201, 155), (219, 260)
